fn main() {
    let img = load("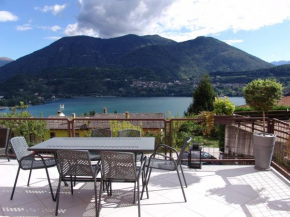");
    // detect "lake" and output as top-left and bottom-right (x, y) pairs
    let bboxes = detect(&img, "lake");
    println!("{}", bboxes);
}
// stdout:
(0, 97), (245, 117)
